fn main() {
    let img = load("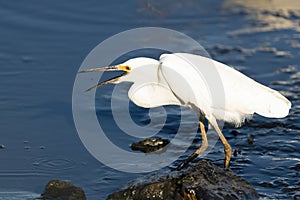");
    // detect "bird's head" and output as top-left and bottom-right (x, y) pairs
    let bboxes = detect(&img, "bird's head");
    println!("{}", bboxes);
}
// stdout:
(79, 57), (159, 92)
(79, 64), (131, 91)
